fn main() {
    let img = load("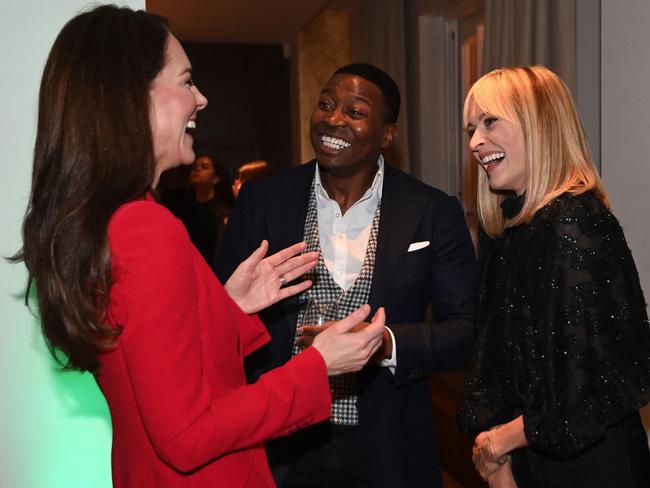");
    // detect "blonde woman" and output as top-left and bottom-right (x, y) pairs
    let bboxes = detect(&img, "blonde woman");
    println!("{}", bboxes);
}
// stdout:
(458, 65), (650, 487)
